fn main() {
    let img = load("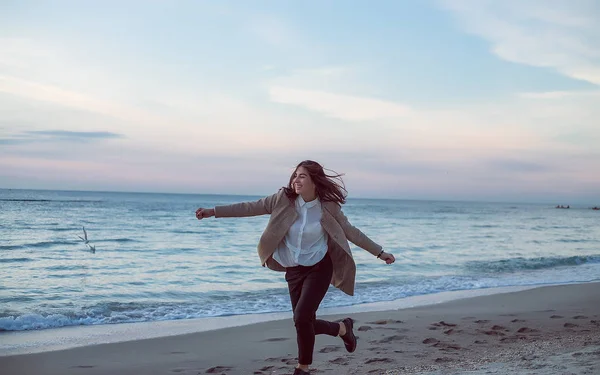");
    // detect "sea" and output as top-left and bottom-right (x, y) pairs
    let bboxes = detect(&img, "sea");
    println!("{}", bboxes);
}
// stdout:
(1, 189), (599, 349)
